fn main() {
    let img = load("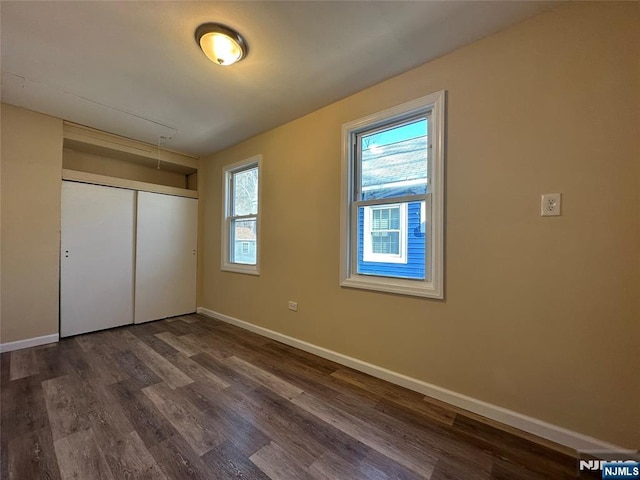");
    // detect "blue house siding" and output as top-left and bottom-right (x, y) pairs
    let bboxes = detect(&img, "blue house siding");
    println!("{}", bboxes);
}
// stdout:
(357, 202), (425, 280)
